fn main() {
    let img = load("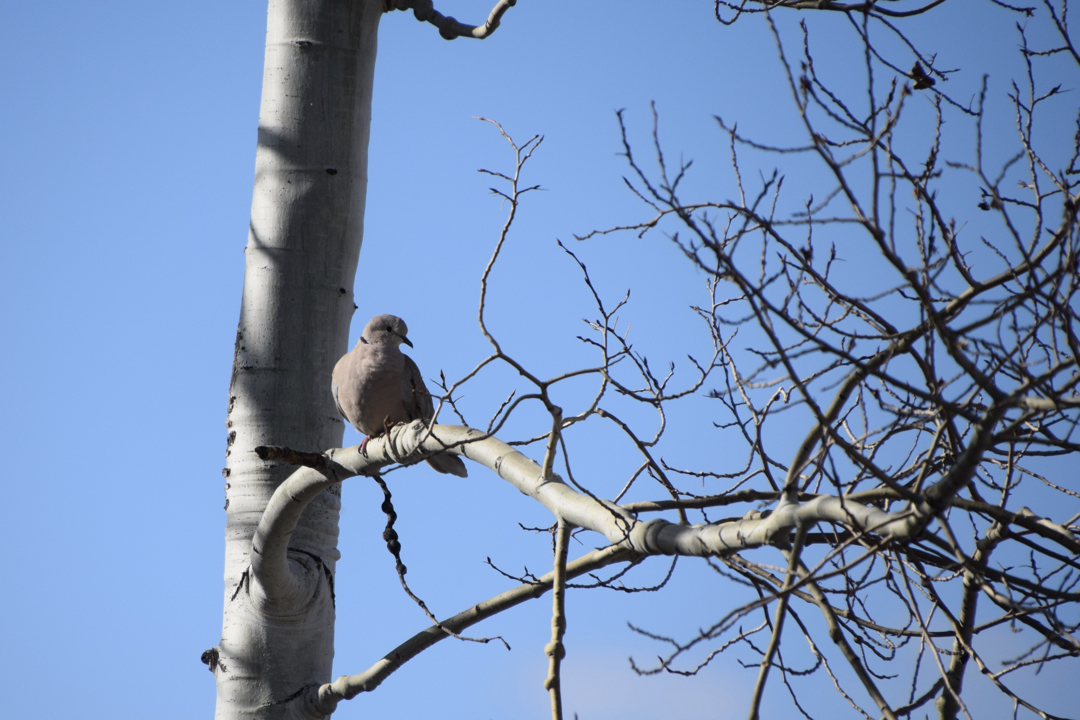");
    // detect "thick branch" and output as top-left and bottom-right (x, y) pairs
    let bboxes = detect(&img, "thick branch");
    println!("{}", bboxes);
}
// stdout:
(253, 421), (953, 598)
